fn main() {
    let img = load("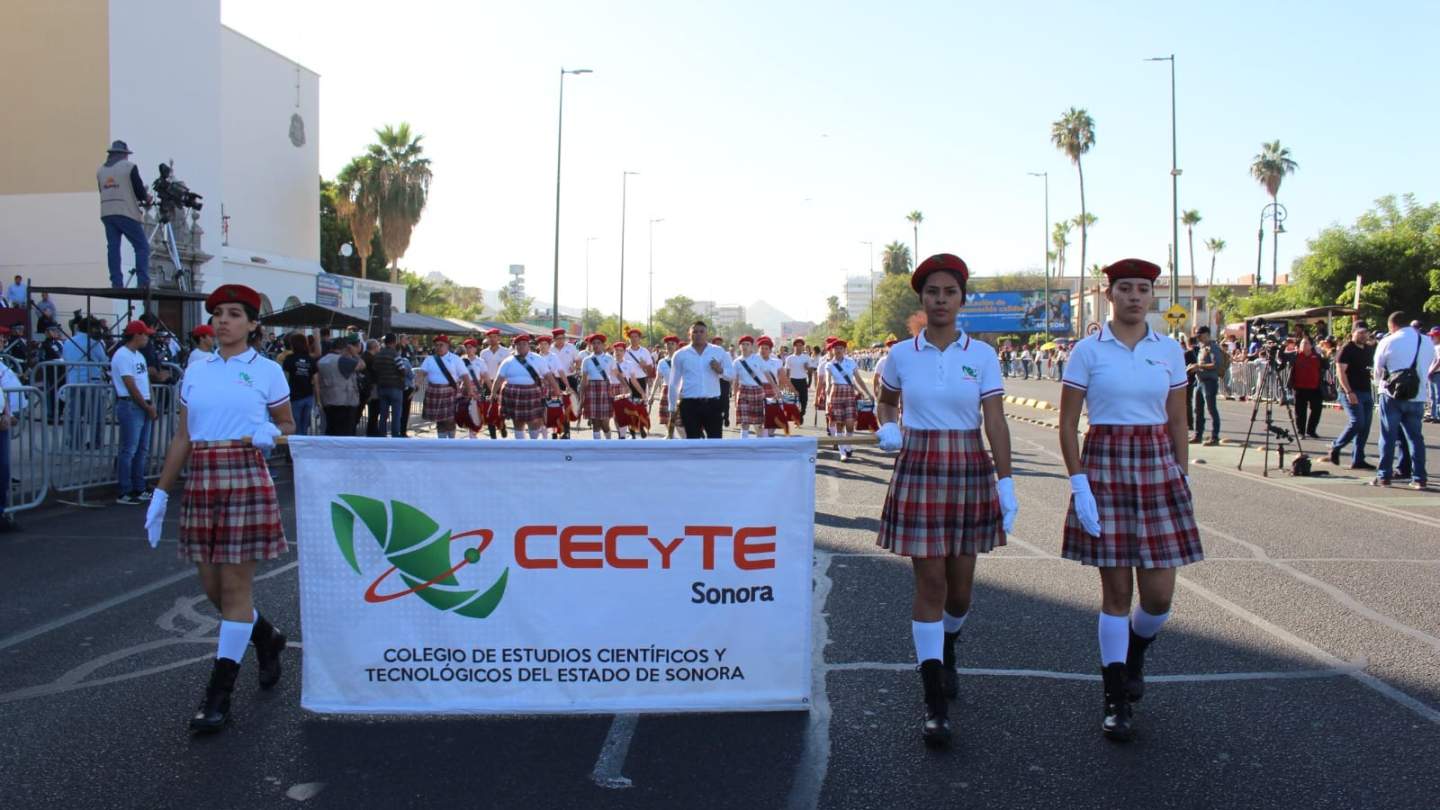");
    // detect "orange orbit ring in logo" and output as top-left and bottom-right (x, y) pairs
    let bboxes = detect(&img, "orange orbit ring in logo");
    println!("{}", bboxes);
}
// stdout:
(363, 528), (494, 603)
